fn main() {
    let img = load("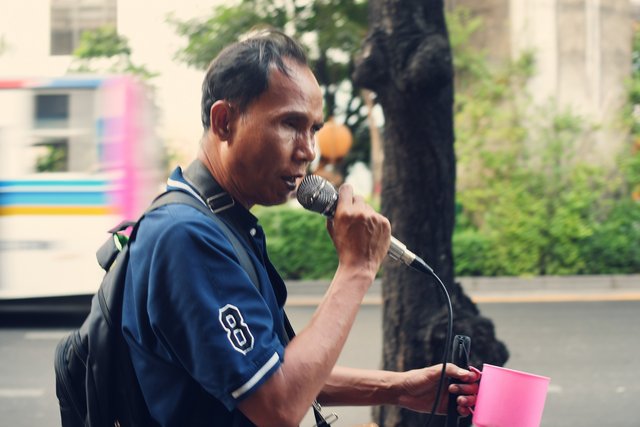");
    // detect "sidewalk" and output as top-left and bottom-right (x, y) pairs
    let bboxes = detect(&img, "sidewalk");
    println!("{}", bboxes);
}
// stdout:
(285, 274), (640, 306)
